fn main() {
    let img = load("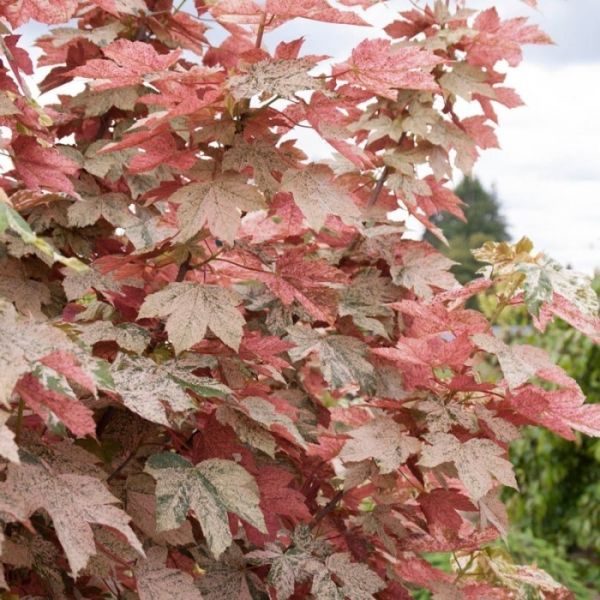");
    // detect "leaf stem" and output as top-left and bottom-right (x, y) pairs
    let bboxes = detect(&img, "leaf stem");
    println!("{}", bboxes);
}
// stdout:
(172, 0), (186, 14)
(213, 257), (267, 274)
(486, 274), (525, 330)
(255, 12), (267, 49)
(14, 397), (25, 442)
(311, 489), (346, 527)
(367, 165), (390, 208)
(0, 36), (33, 101)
